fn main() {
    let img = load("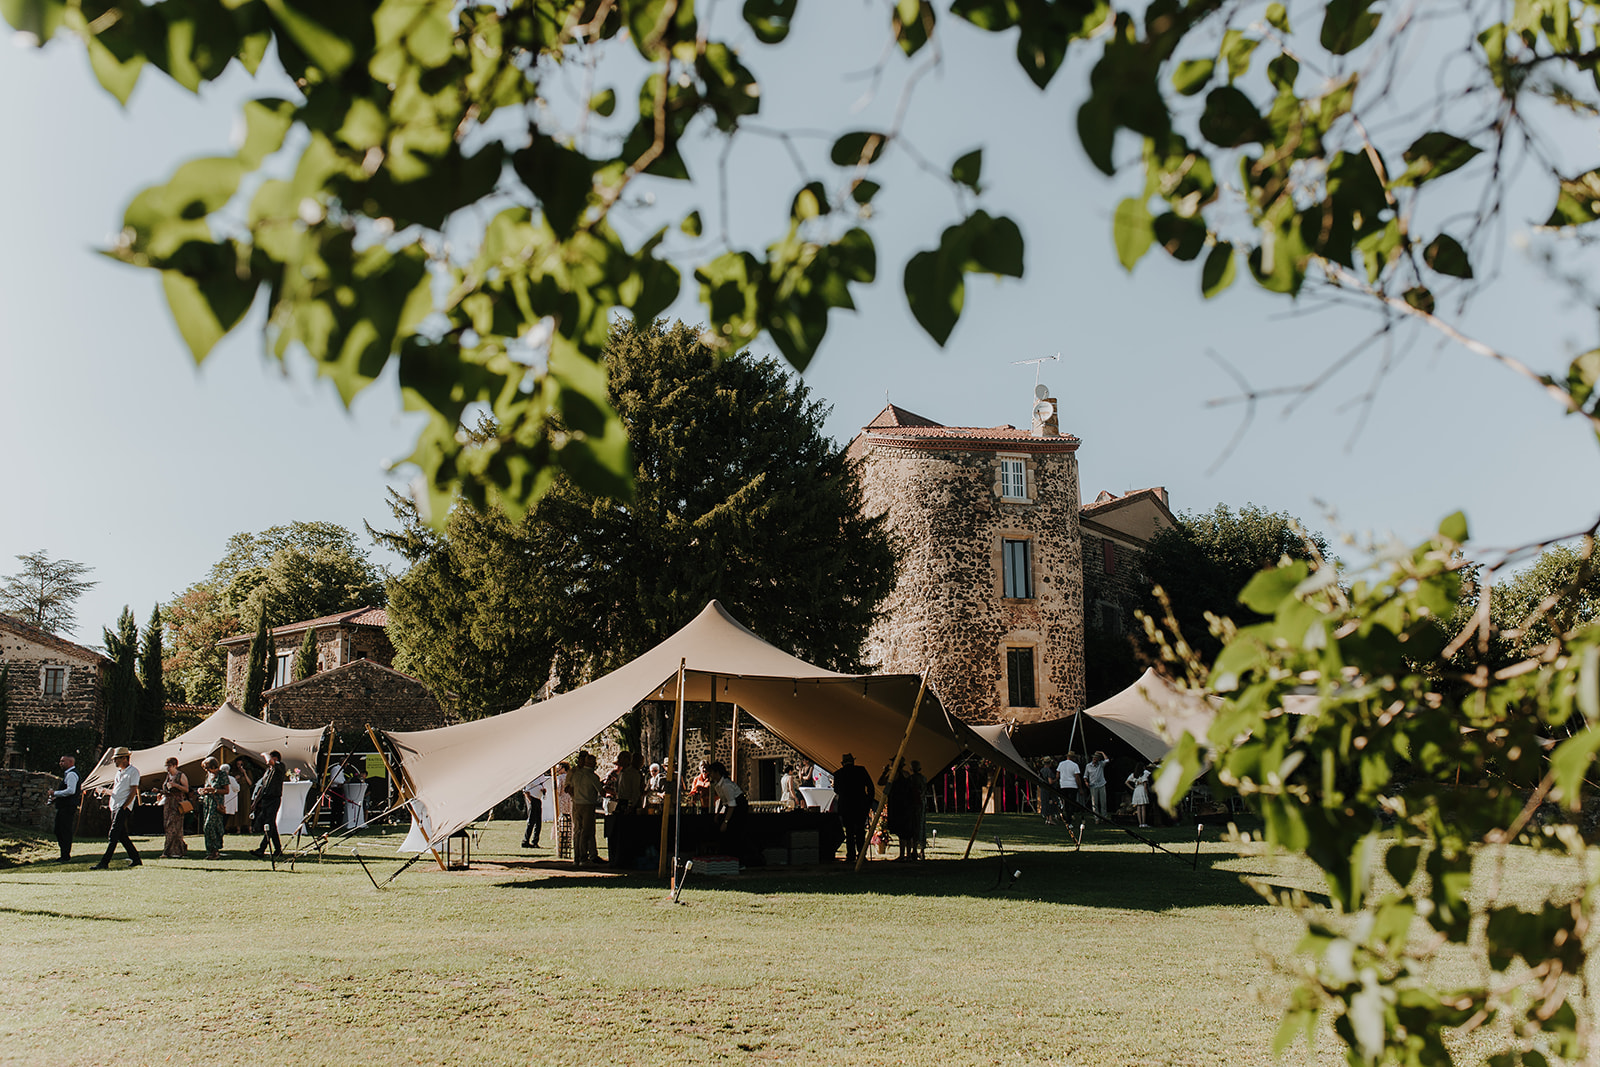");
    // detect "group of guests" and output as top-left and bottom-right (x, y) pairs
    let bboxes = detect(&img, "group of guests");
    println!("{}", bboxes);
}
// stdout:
(49, 746), (298, 869)
(1054, 751), (1154, 827)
